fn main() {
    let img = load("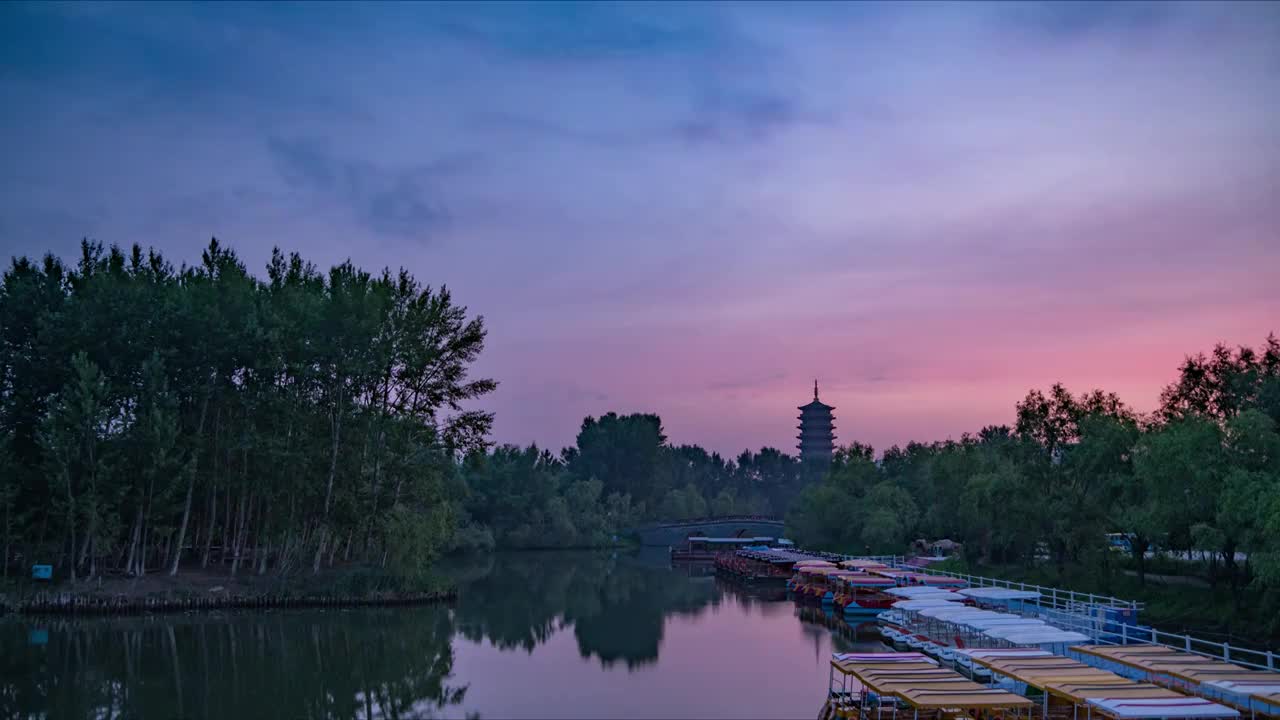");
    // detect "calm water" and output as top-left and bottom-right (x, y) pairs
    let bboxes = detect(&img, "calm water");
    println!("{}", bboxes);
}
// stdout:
(1, 550), (889, 719)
